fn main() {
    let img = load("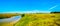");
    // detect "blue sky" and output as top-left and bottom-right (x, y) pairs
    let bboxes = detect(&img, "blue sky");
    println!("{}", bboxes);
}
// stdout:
(0, 0), (60, 12)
